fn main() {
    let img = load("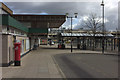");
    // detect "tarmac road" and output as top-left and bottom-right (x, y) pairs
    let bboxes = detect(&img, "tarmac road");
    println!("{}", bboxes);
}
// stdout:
(54, 53), (118, 79)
